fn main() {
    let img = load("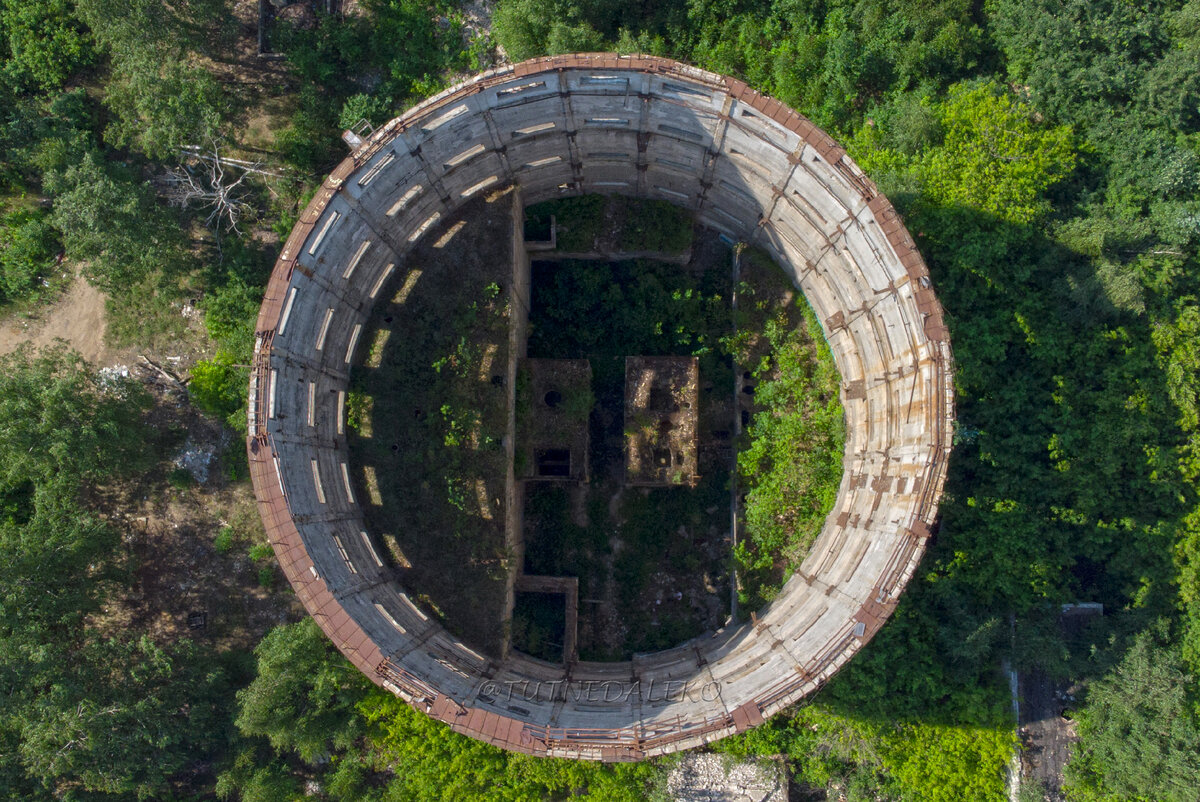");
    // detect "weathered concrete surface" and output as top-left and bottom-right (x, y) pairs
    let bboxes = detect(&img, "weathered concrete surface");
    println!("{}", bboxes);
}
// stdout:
(248, 54), (954, 761)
